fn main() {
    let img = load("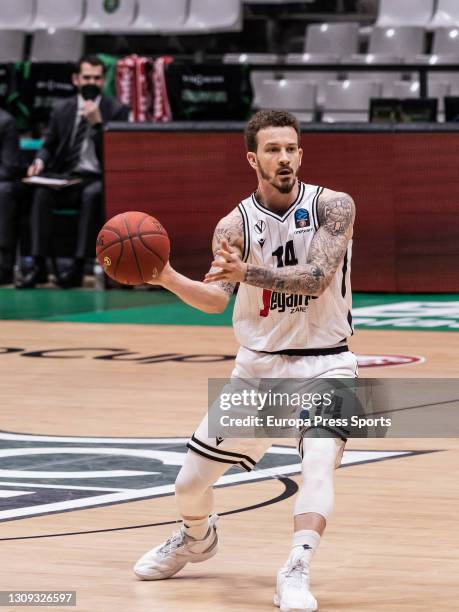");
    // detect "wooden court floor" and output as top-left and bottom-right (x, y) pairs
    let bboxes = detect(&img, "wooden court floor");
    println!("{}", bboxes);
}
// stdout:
(0, 321), (458, 612)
